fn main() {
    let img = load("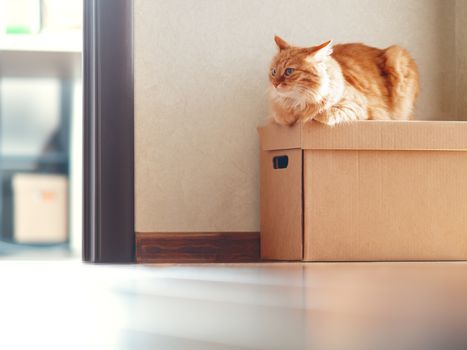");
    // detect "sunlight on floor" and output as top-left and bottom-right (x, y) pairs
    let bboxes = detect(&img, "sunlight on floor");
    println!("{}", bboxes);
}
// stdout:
(0, 261), (467, 350)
